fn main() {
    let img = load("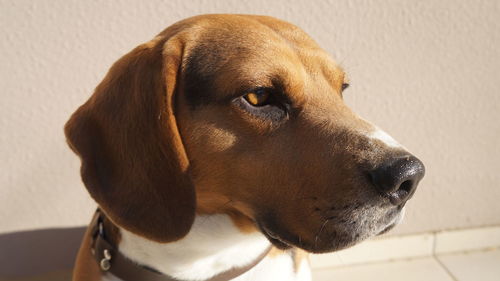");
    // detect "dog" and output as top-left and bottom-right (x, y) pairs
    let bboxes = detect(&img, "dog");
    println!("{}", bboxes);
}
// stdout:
(65, 14), (425, 281)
